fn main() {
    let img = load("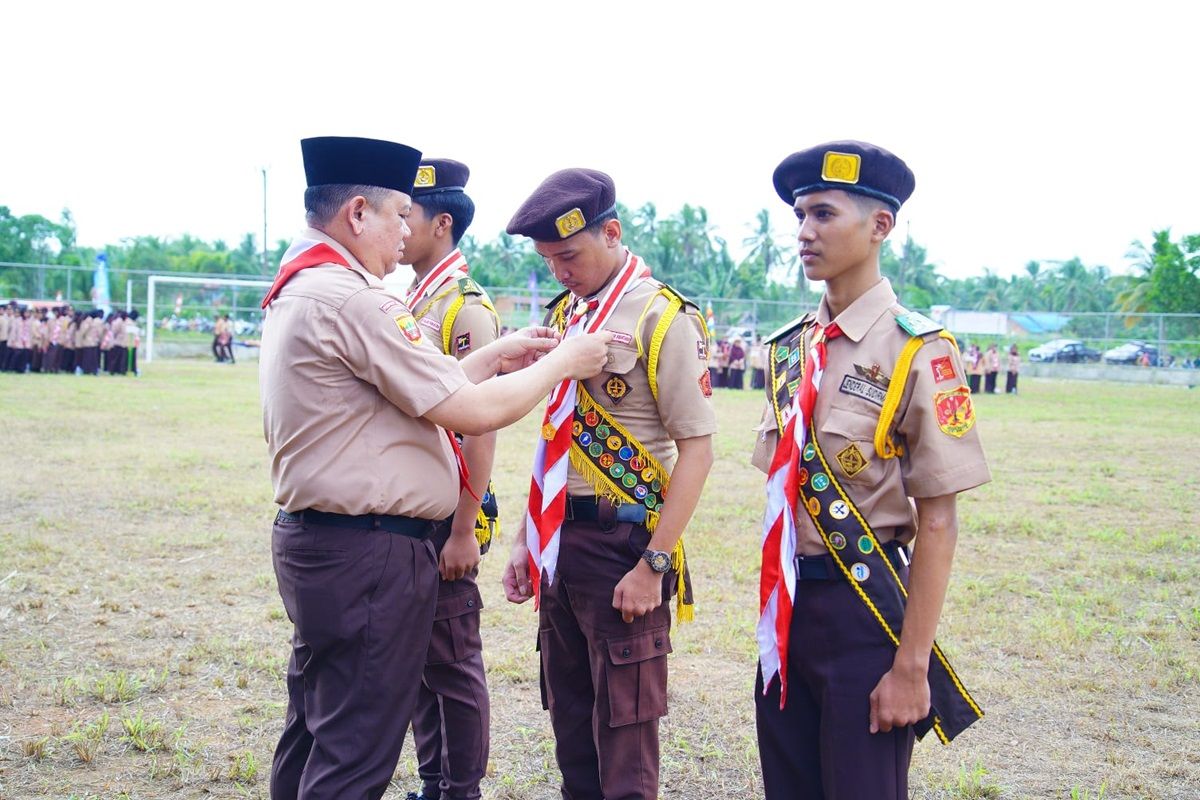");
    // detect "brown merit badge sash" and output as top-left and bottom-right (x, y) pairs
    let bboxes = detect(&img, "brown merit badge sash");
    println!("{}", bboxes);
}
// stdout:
(768, 322), (983, 743)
